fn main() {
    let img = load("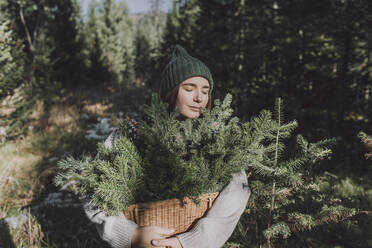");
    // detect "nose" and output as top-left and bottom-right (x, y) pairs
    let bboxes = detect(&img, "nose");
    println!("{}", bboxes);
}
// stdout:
(193, 91), (202, 103)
